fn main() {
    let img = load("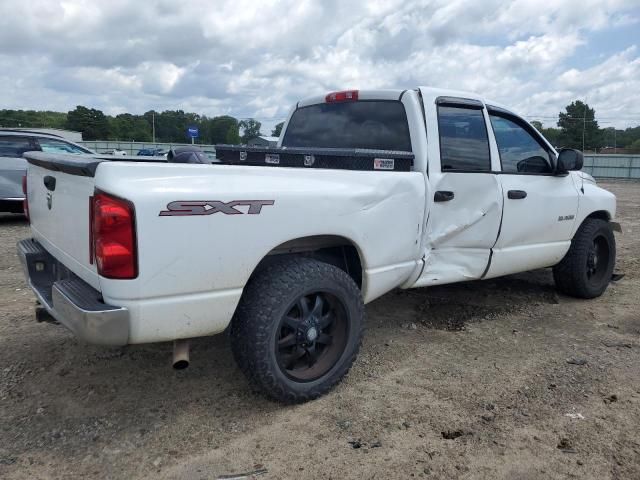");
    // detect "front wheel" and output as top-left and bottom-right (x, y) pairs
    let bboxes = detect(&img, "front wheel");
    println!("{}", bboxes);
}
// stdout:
(553, 218), (616, 299)
(230, 257), (364, 403)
